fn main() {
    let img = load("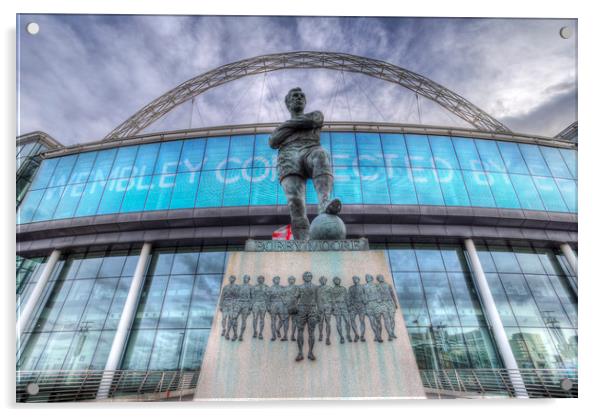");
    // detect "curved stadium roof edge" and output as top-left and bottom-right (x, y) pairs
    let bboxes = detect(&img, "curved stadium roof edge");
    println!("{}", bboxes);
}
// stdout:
(41, 121), (576, 159)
